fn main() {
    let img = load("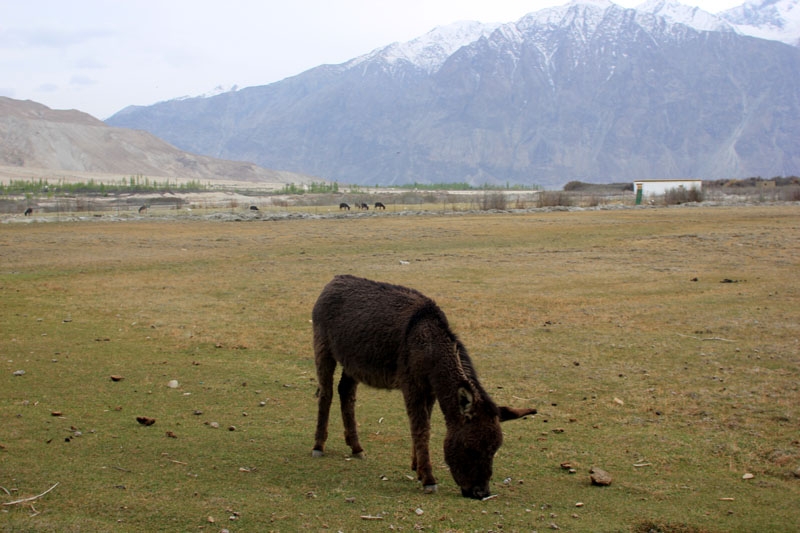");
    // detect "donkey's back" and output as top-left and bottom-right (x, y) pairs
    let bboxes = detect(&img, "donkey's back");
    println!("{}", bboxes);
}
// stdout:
(312, 274), (444, 389)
